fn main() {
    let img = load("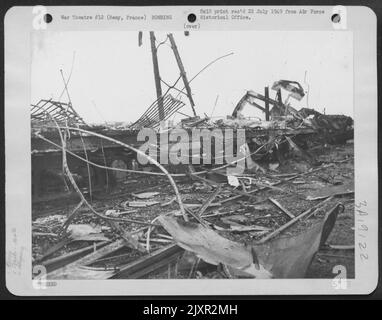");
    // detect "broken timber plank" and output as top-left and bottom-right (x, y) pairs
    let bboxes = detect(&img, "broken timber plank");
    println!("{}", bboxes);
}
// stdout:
(264, 86), (270, 121)
(257, 197), (335, 244)
(47, 239), (127, 279)
(328, 244), (355, 250)
(306, 182), (354, 201)
(184, 206), (209, 227)
(111, 244), (184, 279)
(219, 164), (335, 205)
(268, 198), (295, 219)
(190, 173), (259, 201)
(198, 186), (222, 217)
(41, 241), (110, 273)
(36, 237), (72, 262)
